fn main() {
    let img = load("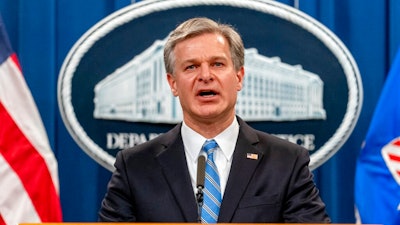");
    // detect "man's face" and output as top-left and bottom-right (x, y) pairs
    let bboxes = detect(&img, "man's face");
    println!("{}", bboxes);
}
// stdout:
(167, 32), (244, 124)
